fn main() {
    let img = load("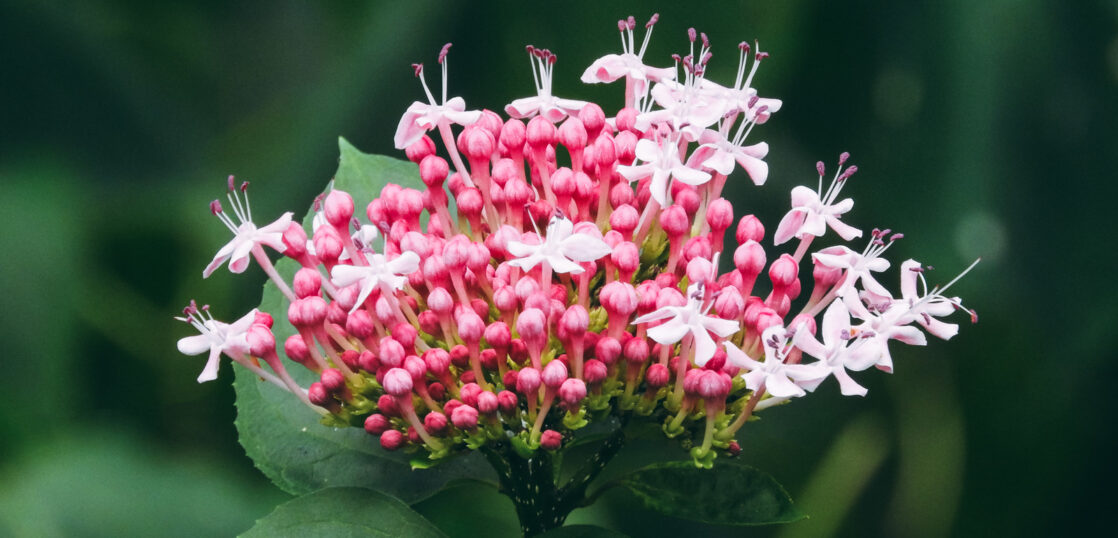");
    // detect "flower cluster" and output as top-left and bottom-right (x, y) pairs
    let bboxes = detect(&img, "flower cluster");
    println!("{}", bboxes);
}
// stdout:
(178, 15), (976, 467)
